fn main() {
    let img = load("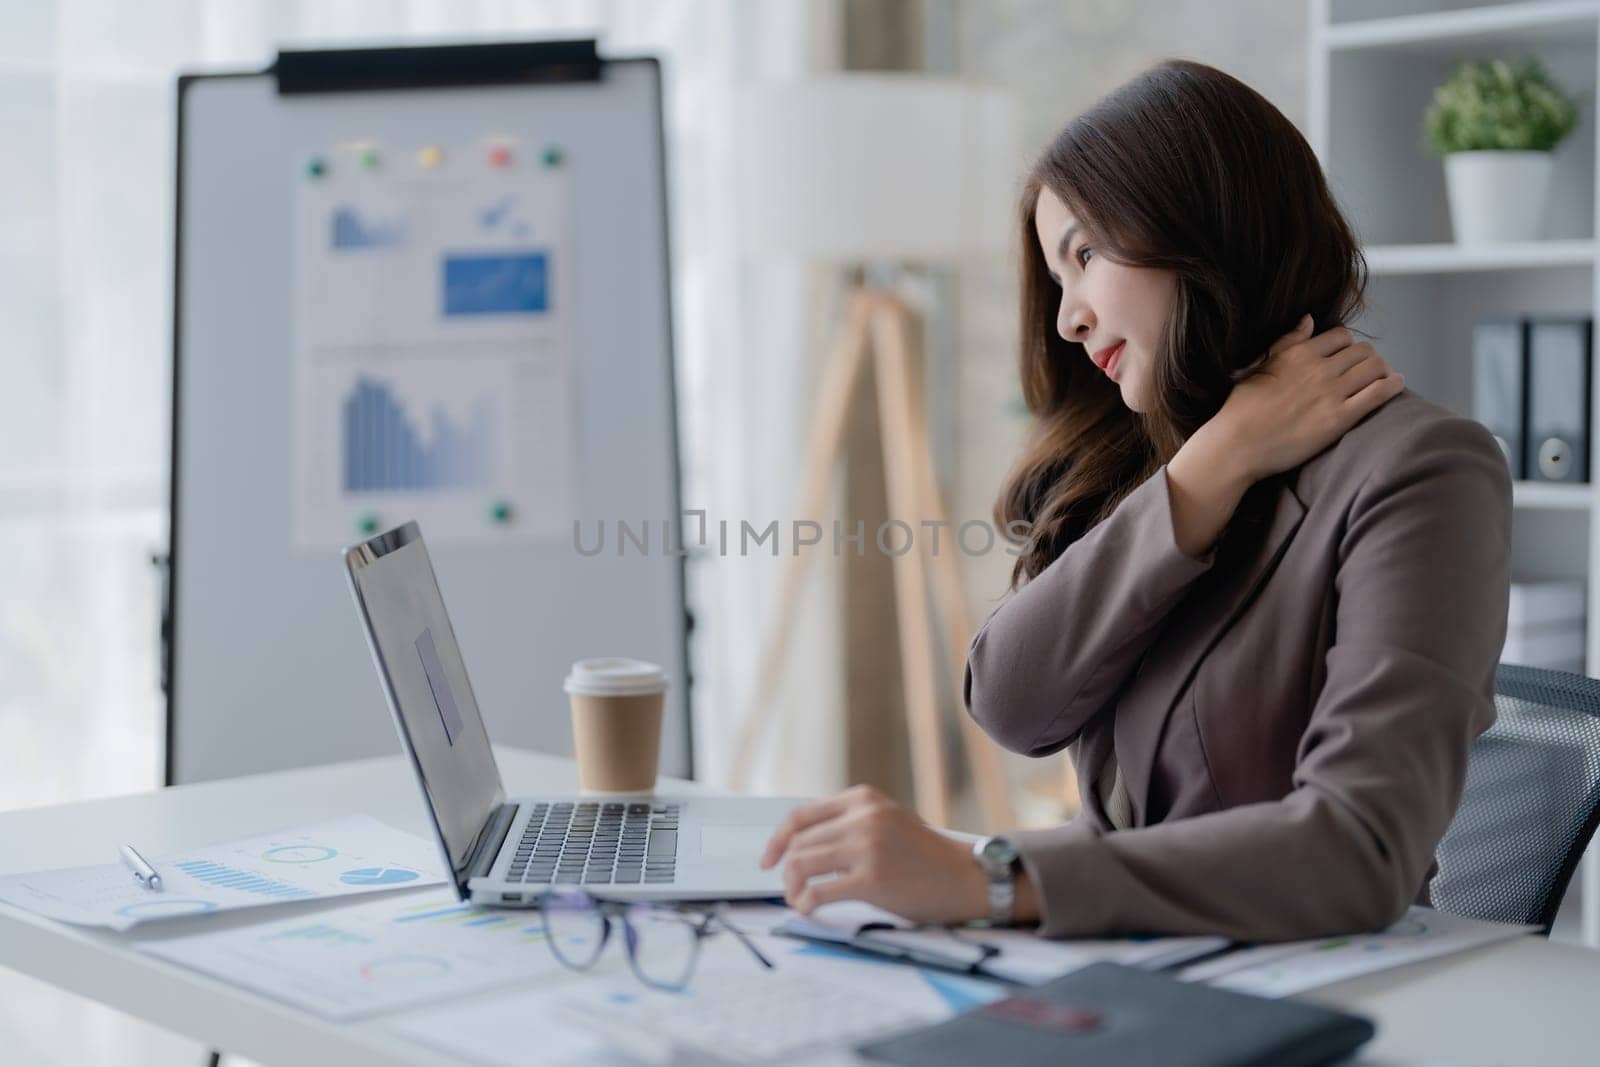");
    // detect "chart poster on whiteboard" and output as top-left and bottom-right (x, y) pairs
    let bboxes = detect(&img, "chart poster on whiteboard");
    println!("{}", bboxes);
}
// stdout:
(291, 143), (577, 550)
